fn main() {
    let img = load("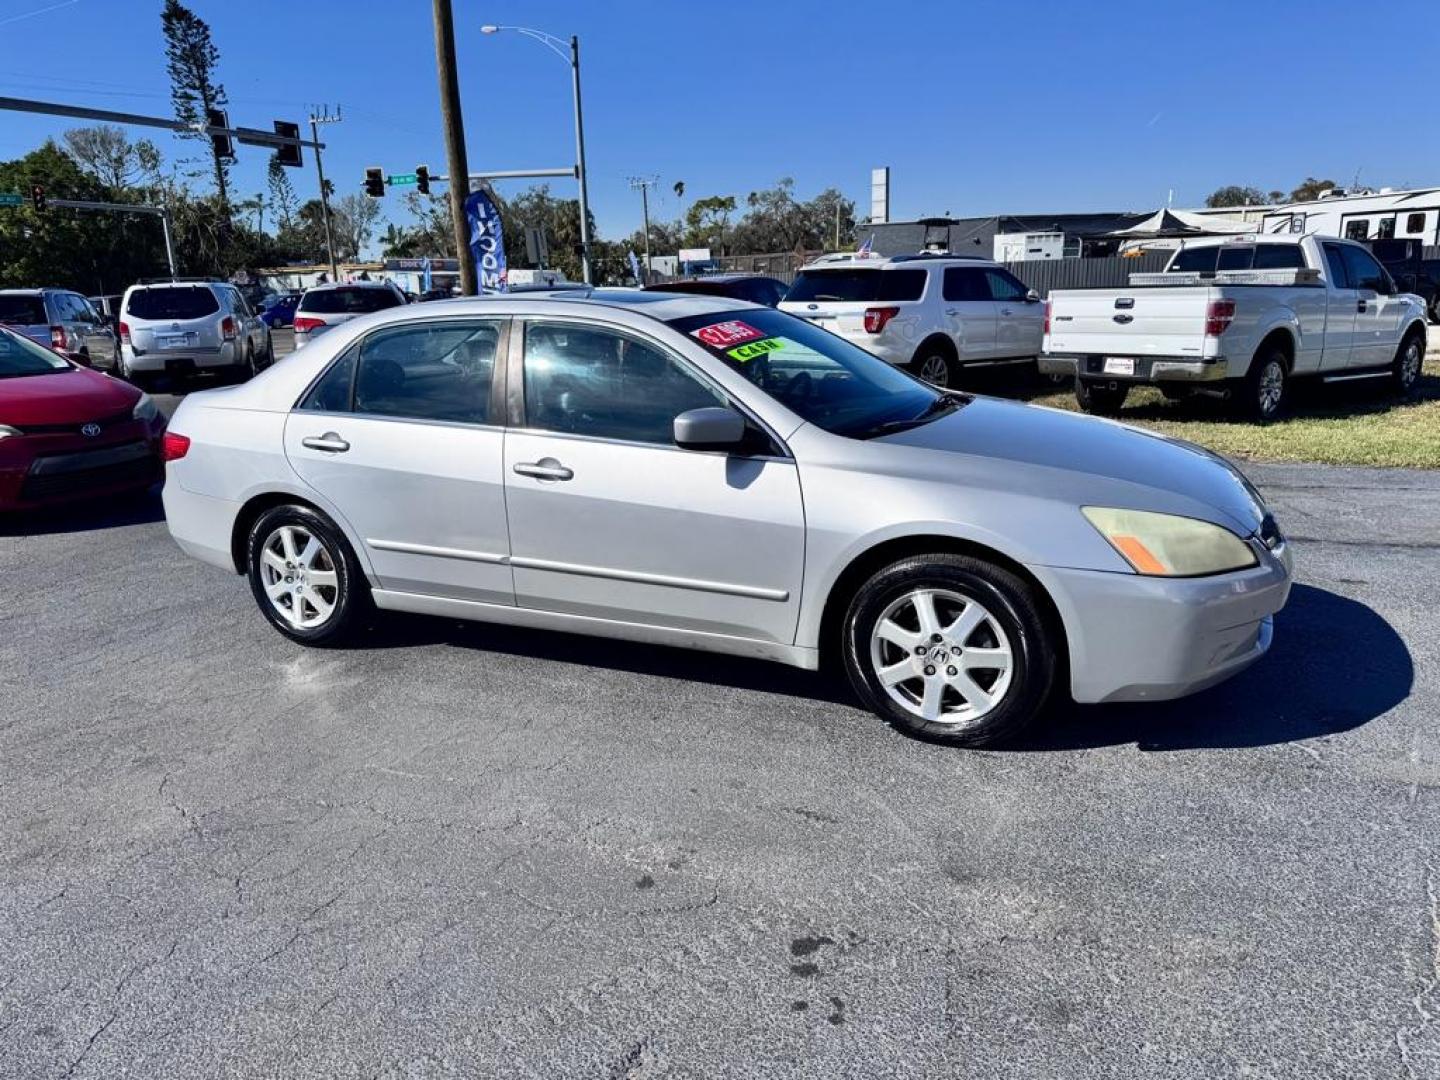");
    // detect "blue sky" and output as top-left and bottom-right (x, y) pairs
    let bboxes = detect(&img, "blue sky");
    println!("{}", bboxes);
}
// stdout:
(1, 0), (1433, 247)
